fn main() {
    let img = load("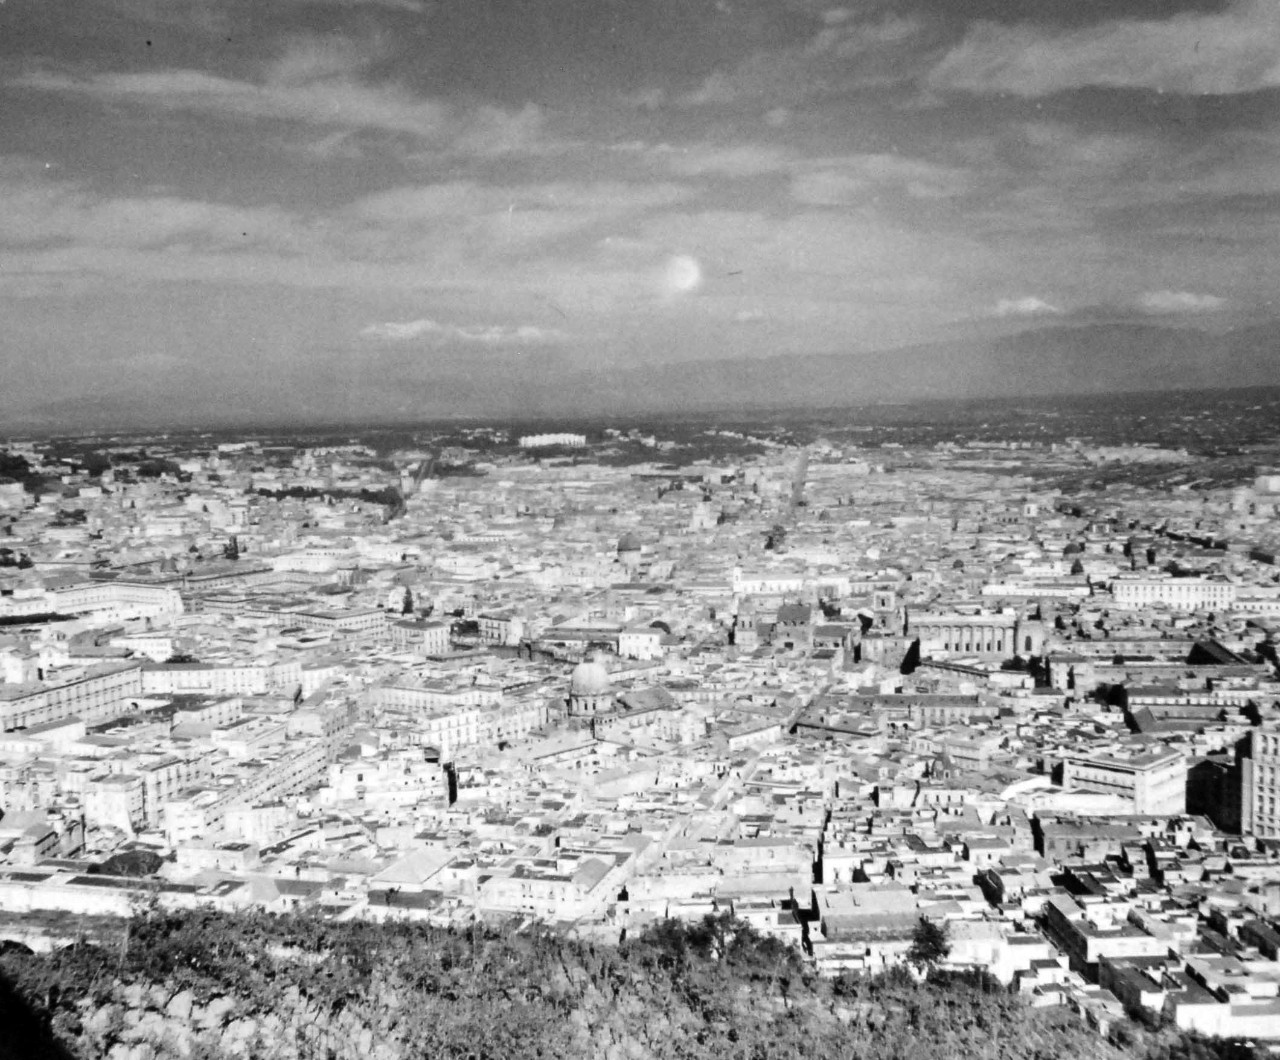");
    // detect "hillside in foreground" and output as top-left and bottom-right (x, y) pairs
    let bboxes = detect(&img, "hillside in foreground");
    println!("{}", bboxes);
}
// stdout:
(0, 908), (1259, 1060)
